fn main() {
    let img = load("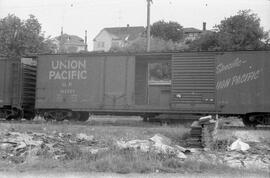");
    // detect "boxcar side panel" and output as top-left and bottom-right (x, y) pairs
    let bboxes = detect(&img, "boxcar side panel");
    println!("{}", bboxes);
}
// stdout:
(134, 59), (148, 105)
(216, 51), (270, 114)
(36, 55), (104, 109)
(102, 56), (135, 109)
(36, 55), (135, 111)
